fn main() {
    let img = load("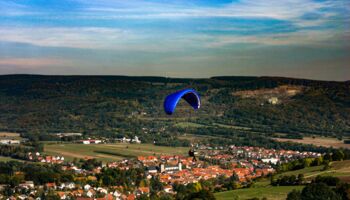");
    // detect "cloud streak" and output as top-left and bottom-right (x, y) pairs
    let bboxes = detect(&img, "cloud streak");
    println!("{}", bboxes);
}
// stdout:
(0, 58), (73, 68)
(0, 0), (348, 50)
(77, 0), (349, 28)
(205, 30), (350, 47)
(0, 27), (132, 49)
